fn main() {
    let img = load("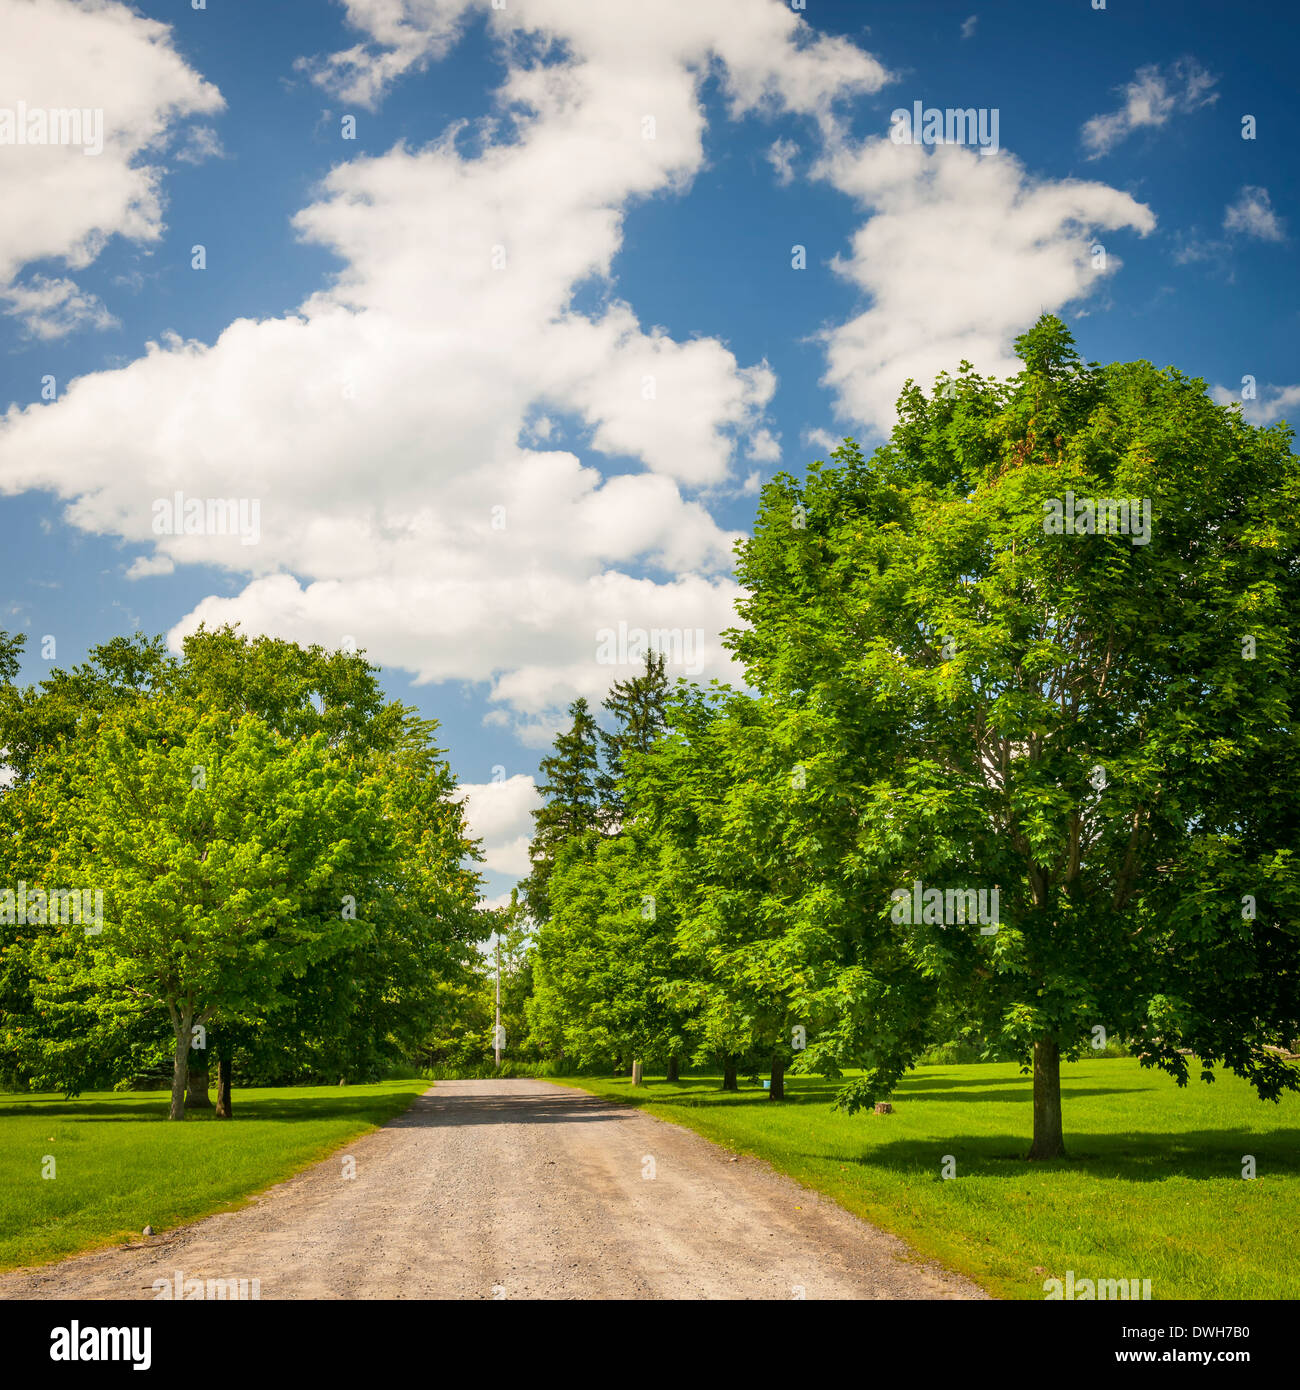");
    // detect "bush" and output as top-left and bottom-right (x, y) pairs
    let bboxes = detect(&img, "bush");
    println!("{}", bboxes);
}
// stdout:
(916, 1040), (984, 1066)
(916, 1037), (1131, 1066)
